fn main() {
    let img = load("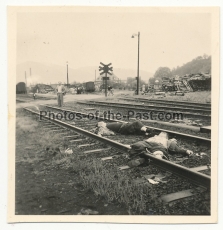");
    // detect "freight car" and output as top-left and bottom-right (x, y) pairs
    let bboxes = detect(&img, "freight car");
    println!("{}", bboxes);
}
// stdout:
(83, 81), (95, 92)
(16, 82), (27, 94)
